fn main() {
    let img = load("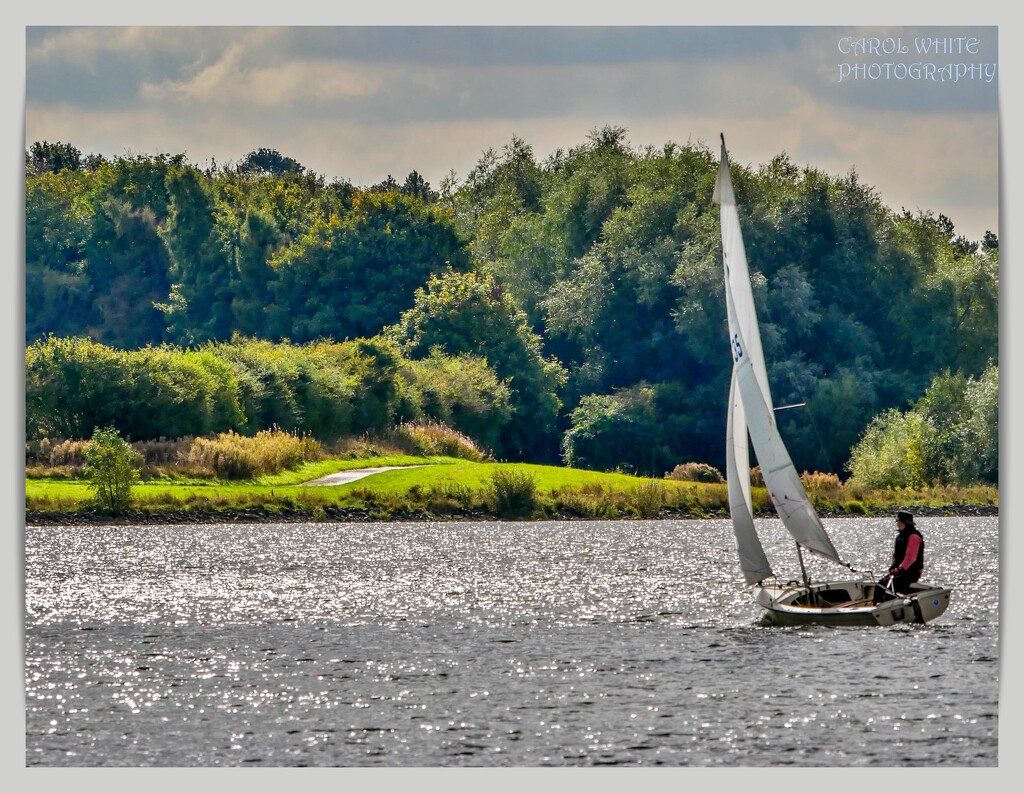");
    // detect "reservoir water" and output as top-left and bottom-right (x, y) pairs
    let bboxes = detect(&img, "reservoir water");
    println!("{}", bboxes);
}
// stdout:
(25, 516), (999, 766)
